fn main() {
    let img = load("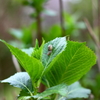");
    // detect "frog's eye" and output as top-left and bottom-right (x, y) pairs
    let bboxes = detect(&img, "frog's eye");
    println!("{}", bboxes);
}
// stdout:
(48, 45), (53, 51)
